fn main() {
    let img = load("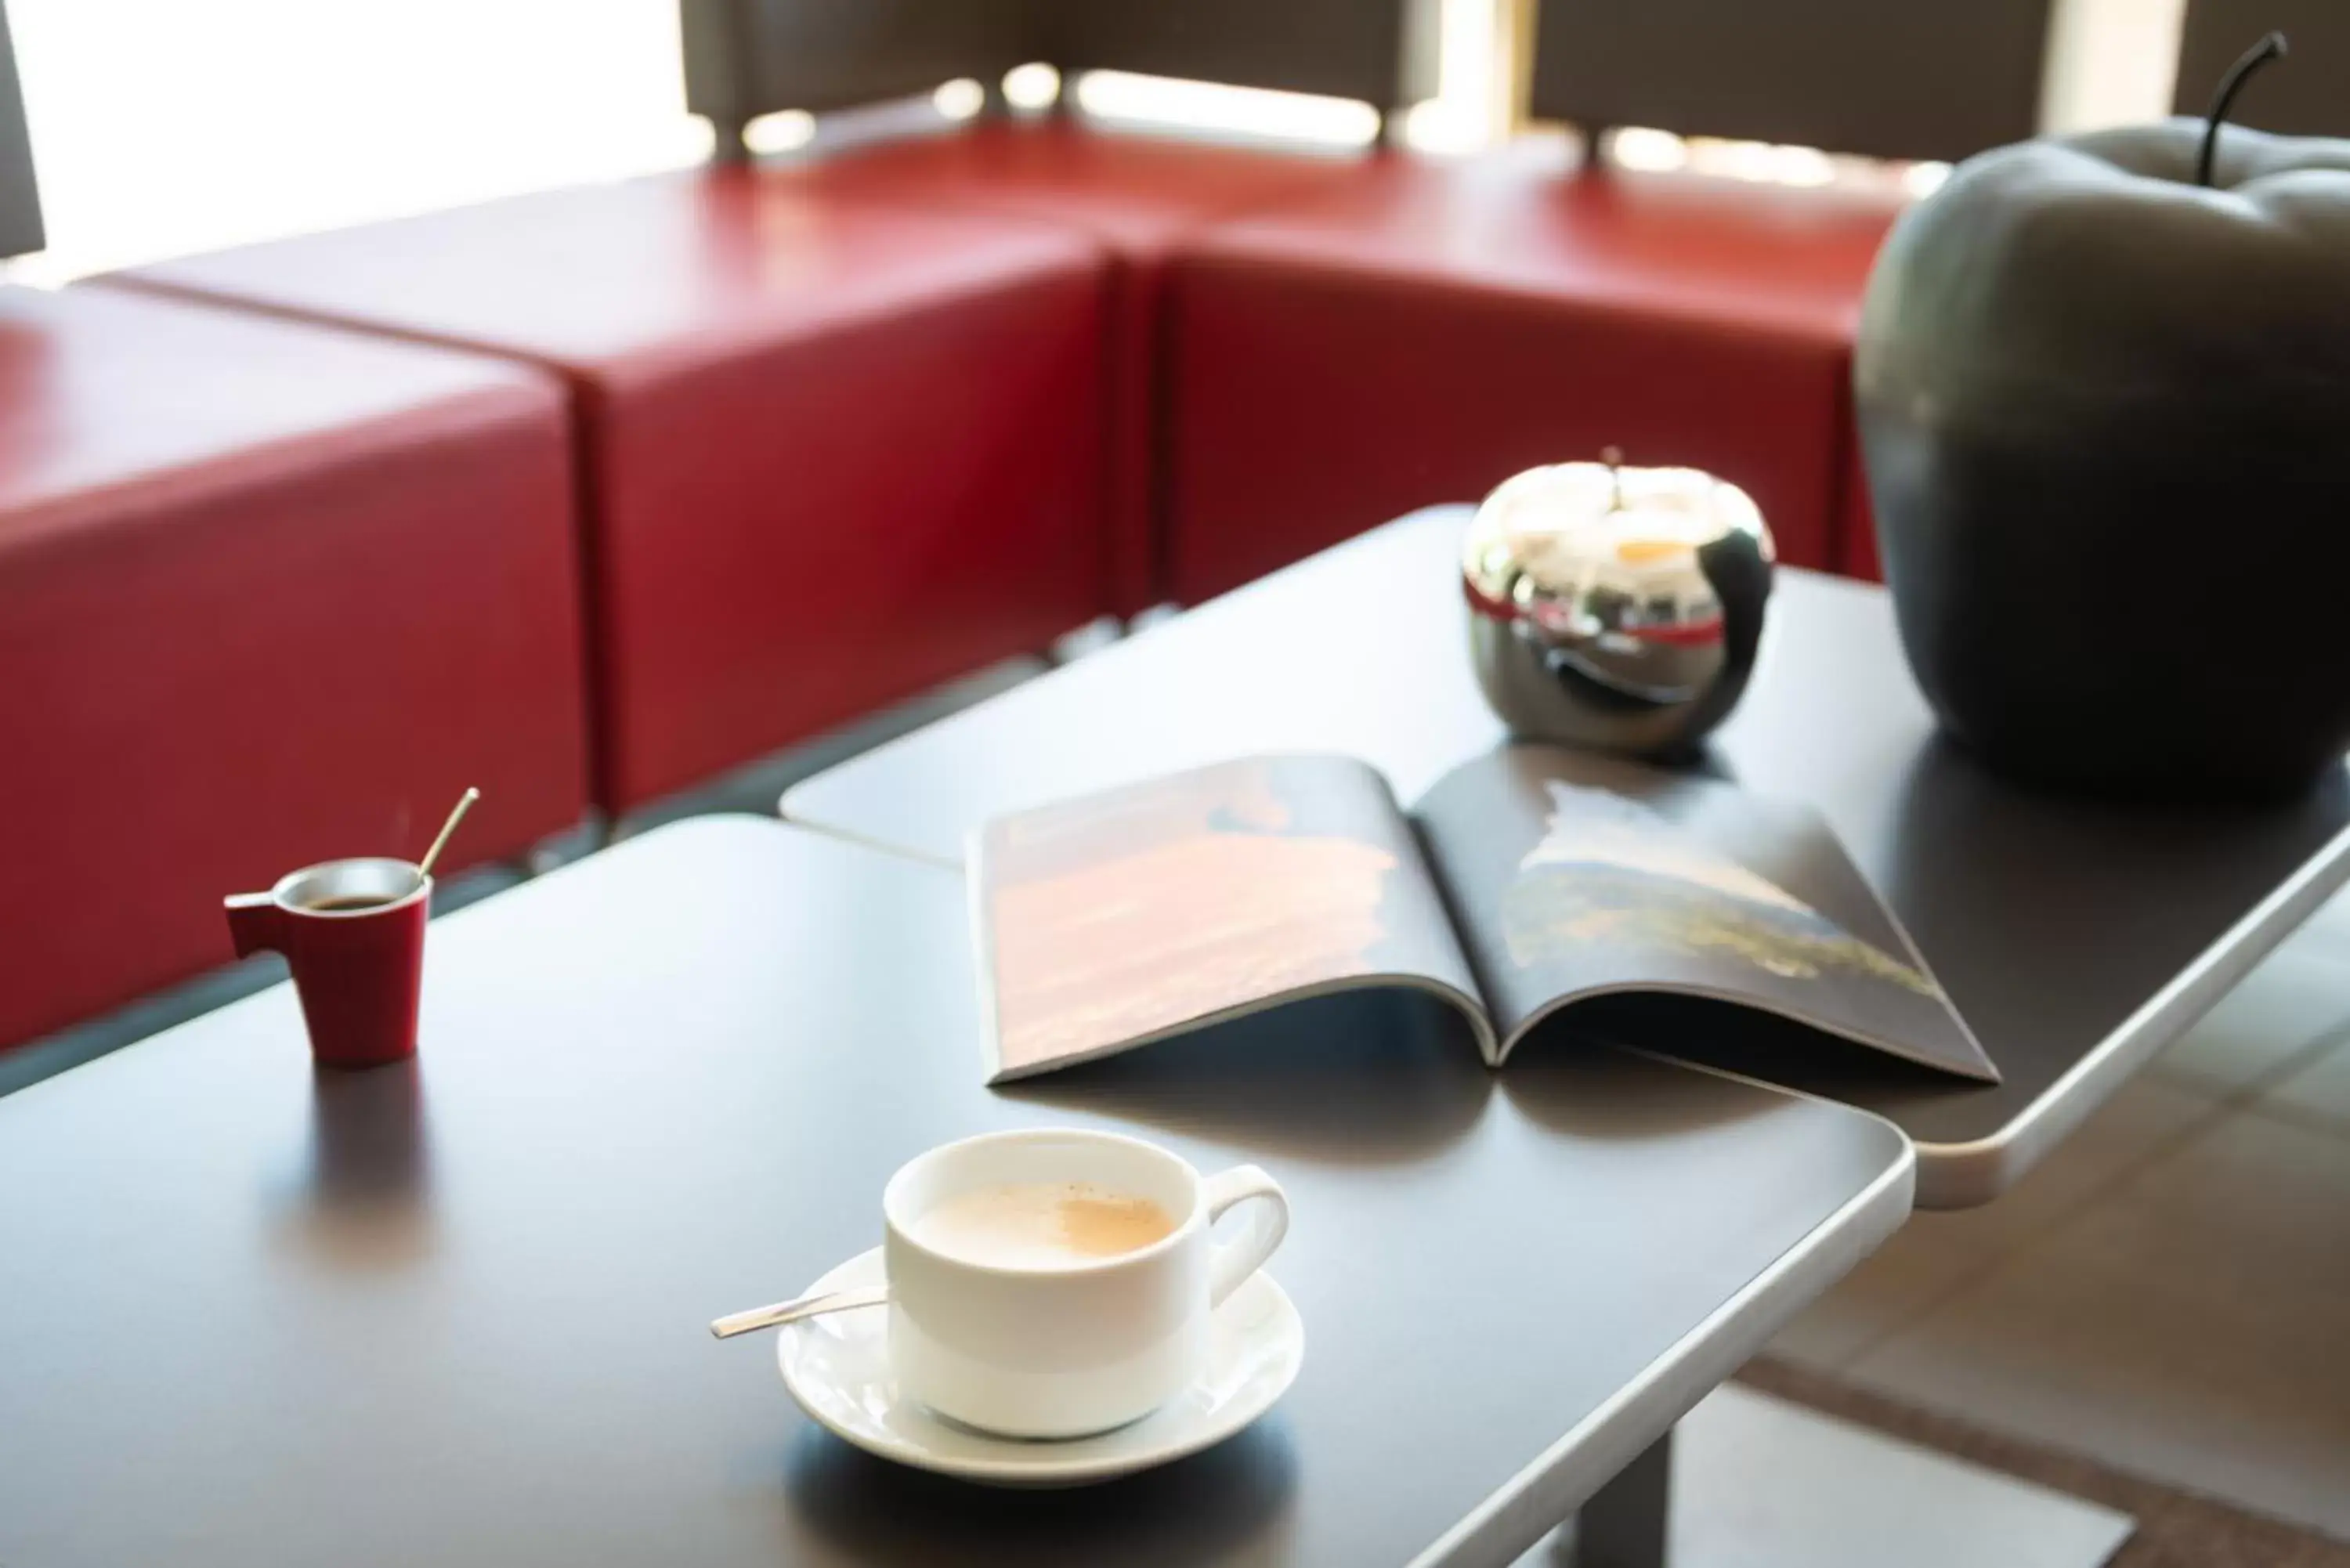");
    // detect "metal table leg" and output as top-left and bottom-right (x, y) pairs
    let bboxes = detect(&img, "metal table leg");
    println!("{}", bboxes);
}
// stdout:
(1575, 1427), (1672, 1568)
